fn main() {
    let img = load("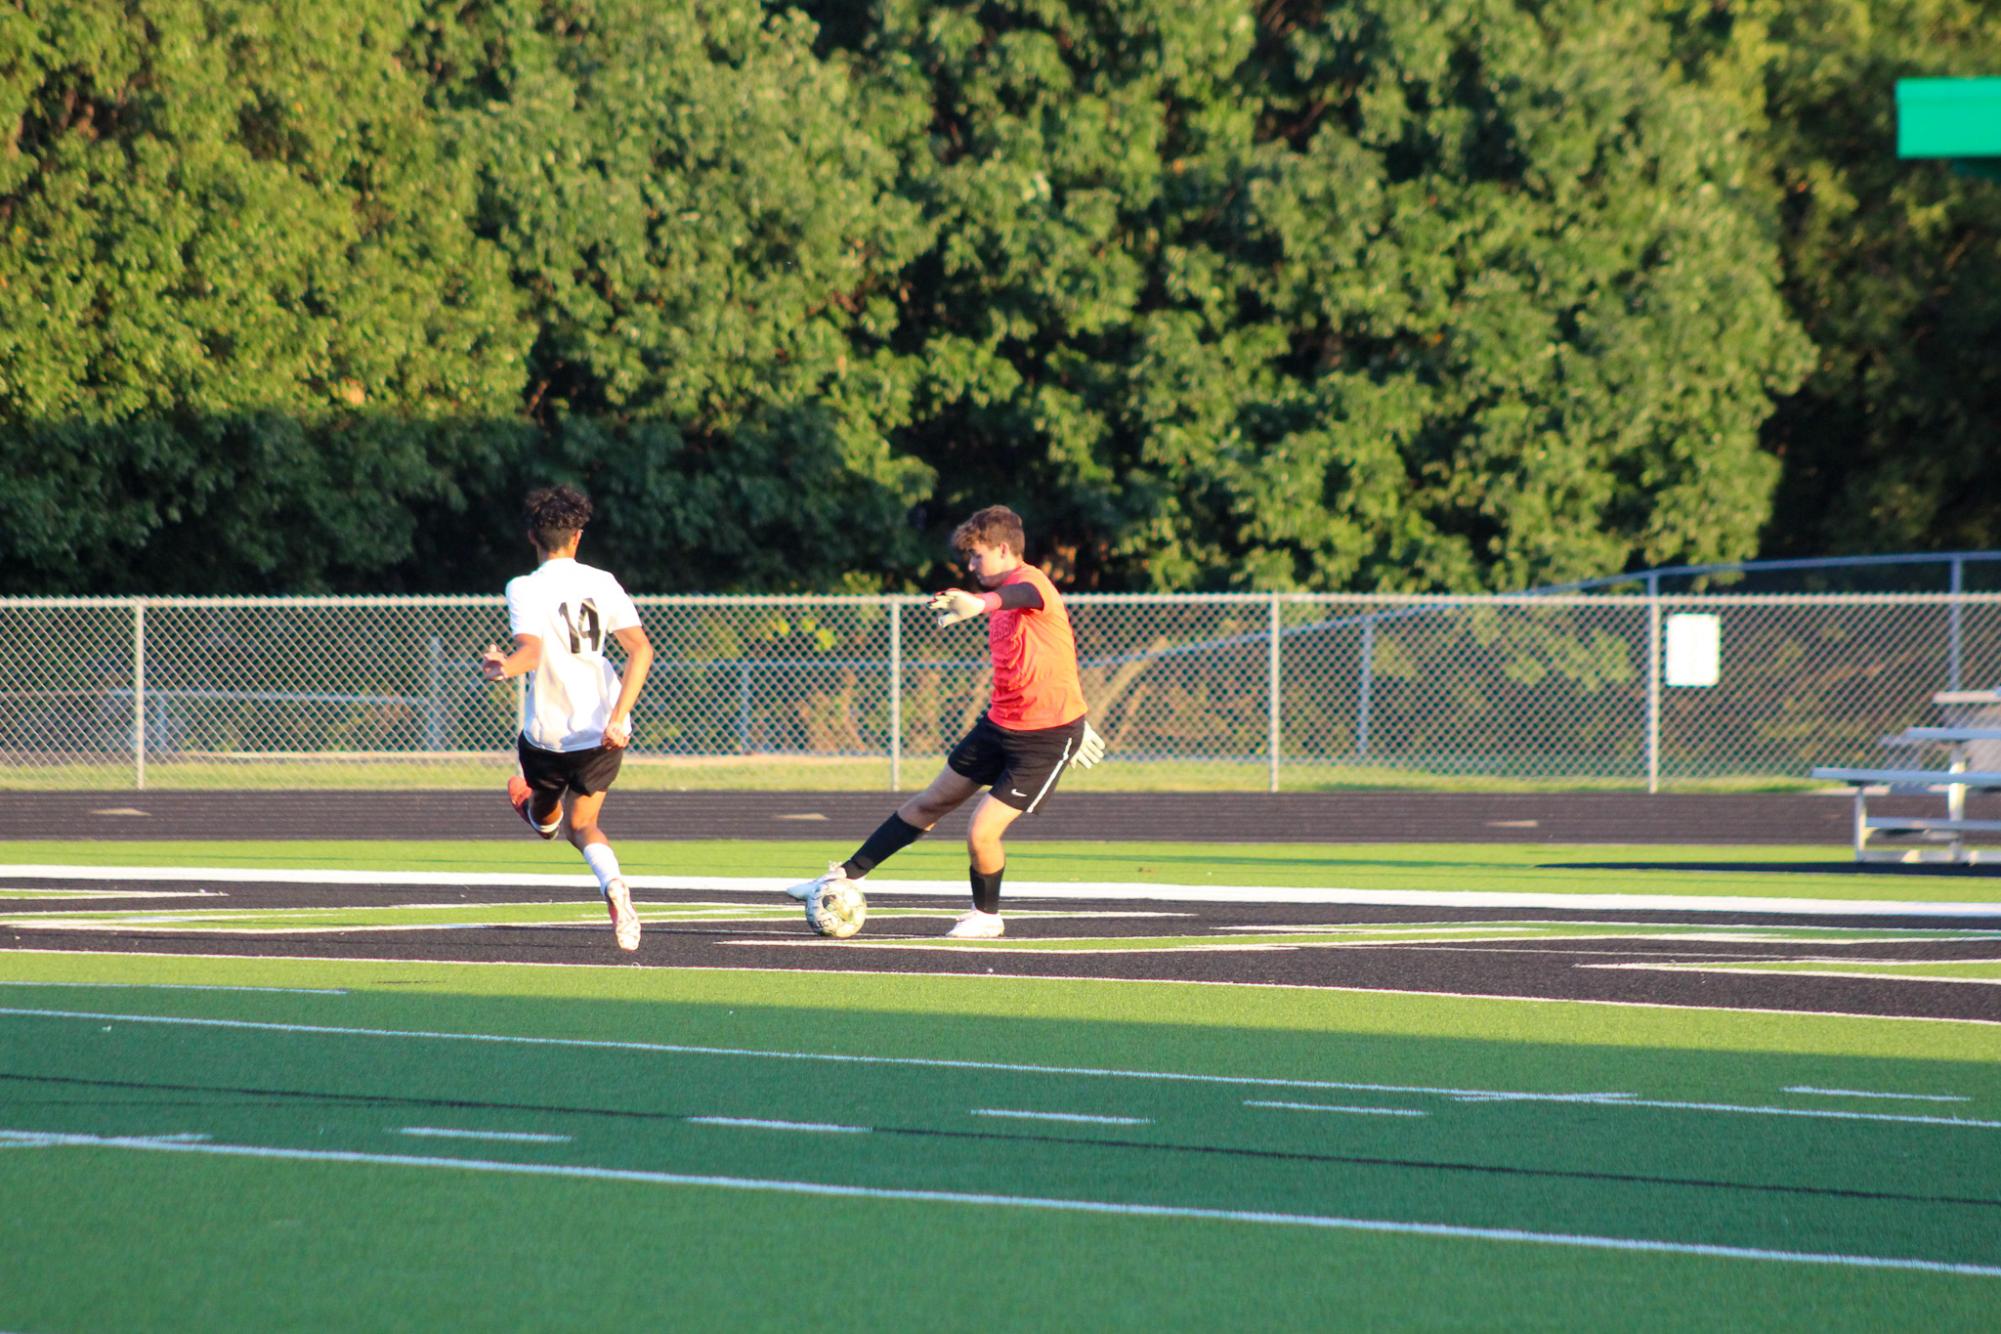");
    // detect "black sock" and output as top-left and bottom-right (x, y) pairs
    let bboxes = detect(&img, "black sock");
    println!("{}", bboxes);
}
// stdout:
(843, 813), (925, 879)
(970, 865), (1004, 914)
